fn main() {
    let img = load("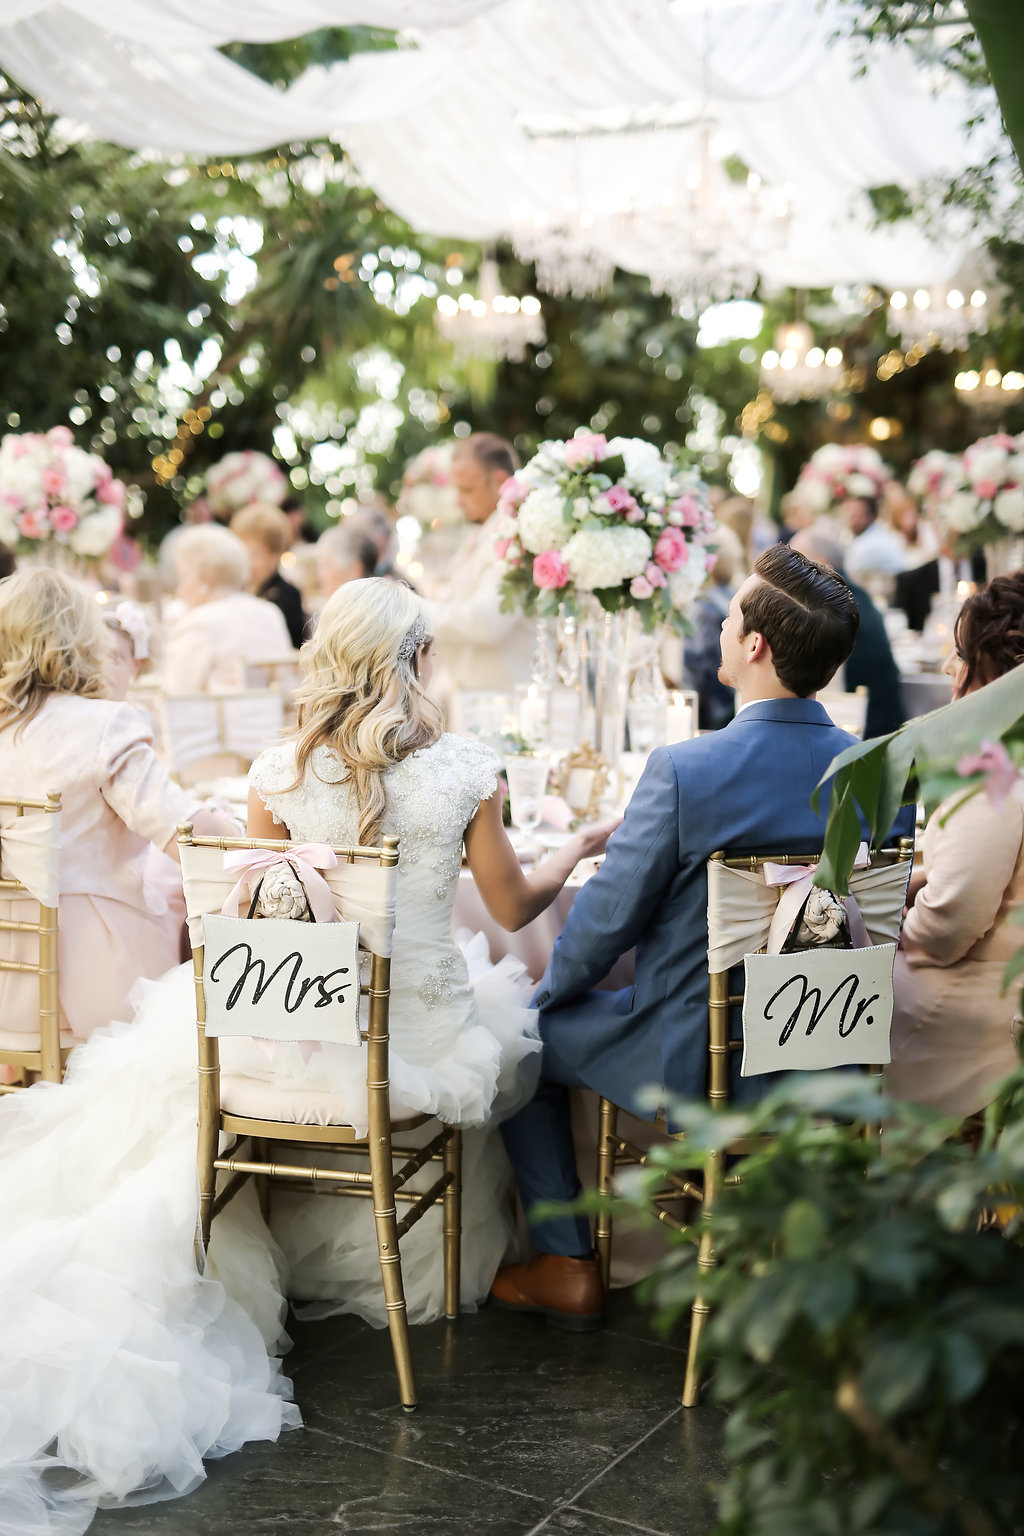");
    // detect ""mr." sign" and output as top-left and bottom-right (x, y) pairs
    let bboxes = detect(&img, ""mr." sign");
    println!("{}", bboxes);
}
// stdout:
(740, 942), (896, 1076)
